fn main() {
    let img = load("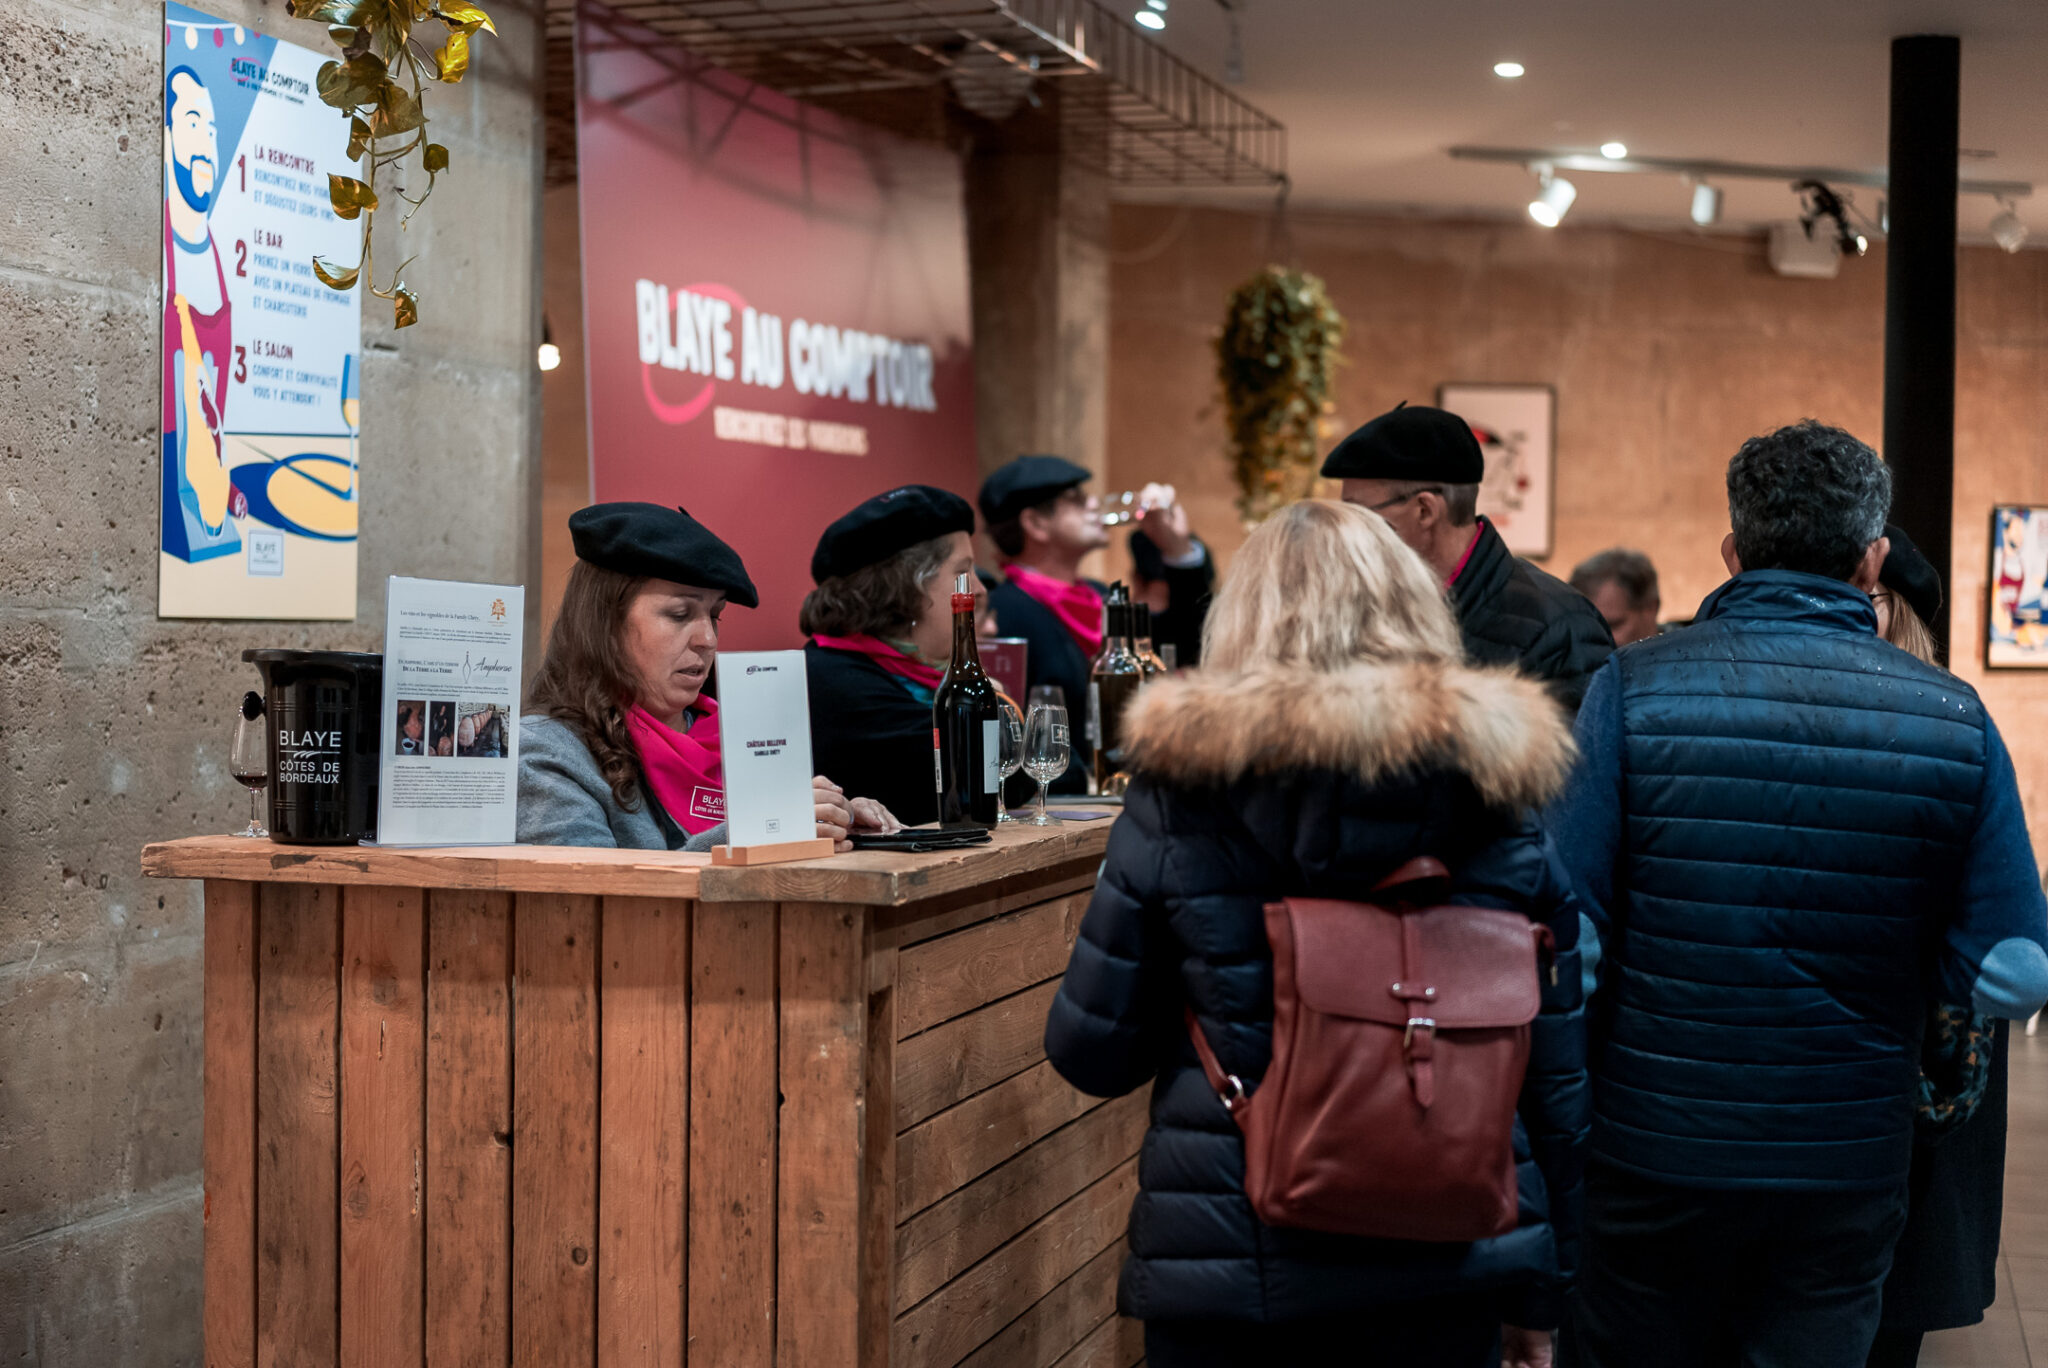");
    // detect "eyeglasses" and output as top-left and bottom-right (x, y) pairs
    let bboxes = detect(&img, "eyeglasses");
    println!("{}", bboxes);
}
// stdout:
(1361, 487), (1445, 514)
